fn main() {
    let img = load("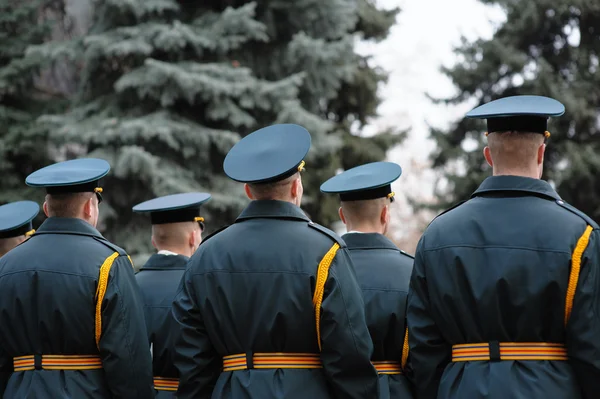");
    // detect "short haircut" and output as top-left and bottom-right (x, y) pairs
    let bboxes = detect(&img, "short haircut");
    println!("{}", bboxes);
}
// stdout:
(341, 197), (388, 225)
(152, 222), (198, 248)
(45, 192), (94, 218)
(247, 172), (299, 200)
(487, 131), (544, 170)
